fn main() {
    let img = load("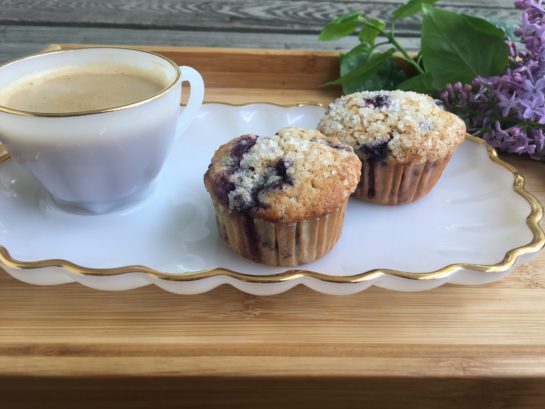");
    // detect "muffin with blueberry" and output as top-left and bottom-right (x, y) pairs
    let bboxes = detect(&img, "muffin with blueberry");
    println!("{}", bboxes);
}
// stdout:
(318, 91), (466, 205)
(204, 127), (361, 266)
